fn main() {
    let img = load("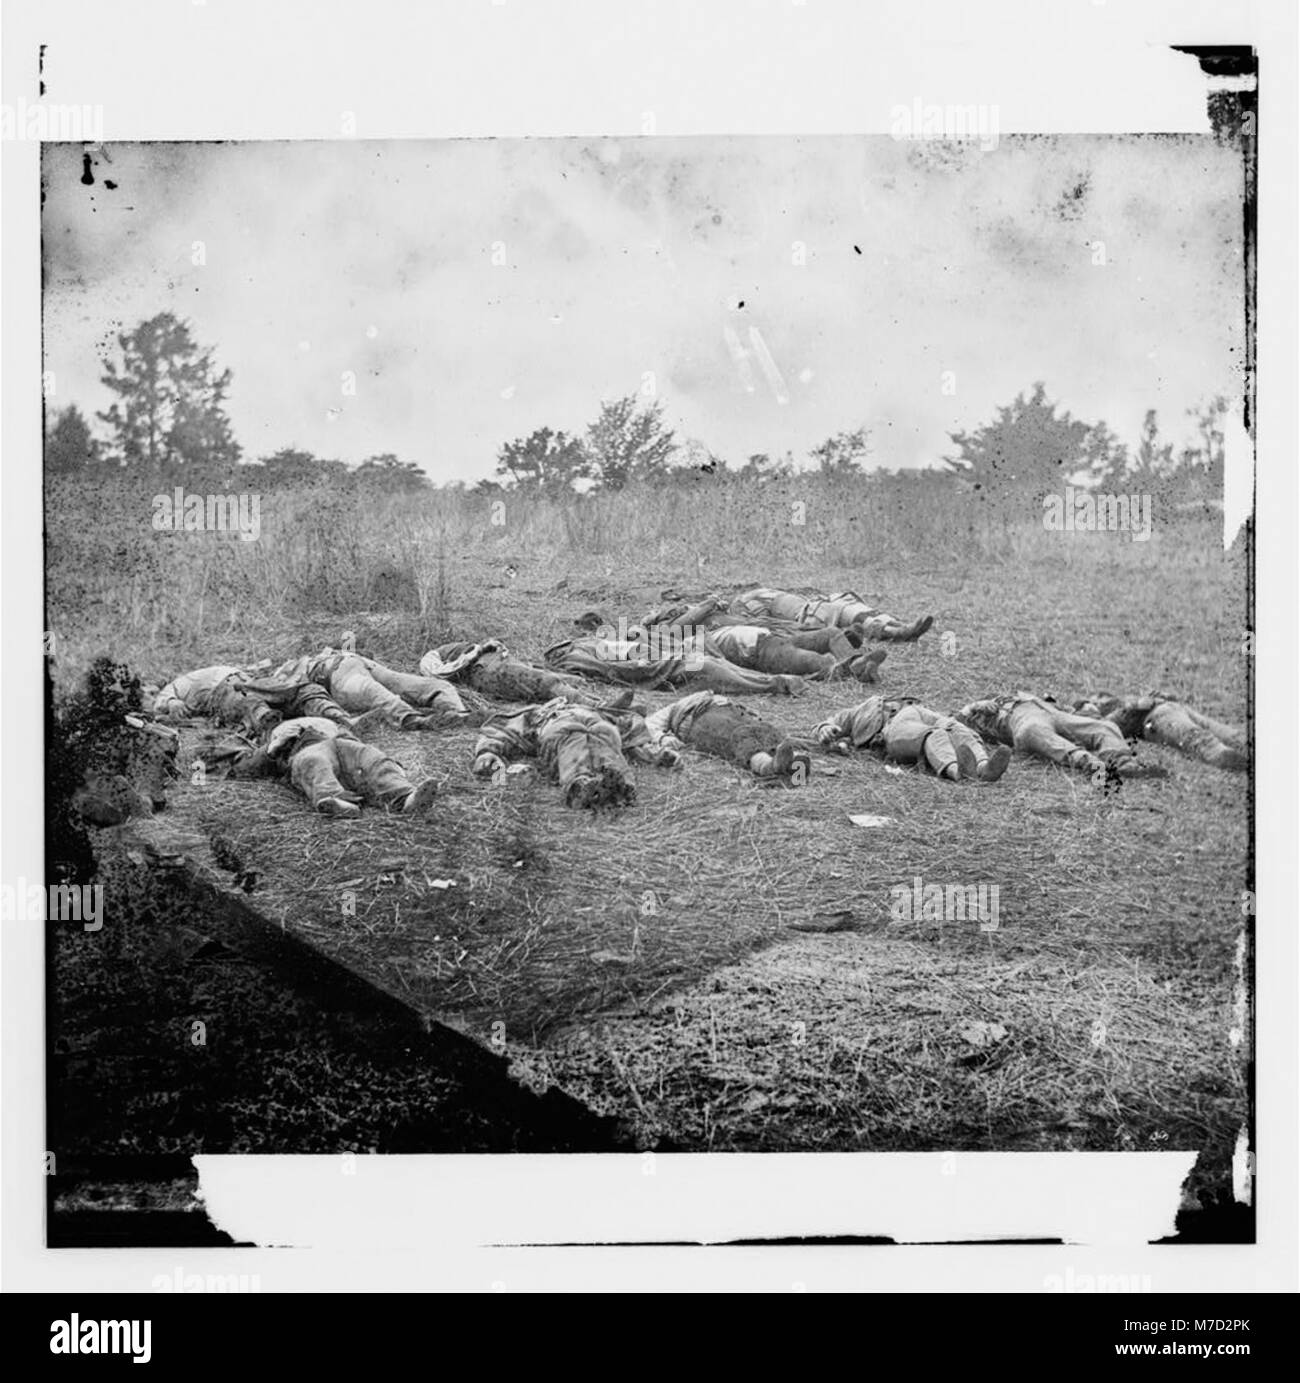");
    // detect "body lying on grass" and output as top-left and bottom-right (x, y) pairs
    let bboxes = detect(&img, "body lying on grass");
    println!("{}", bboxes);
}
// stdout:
(155, 664), (361, 737)
(577, 608), (887, 684)
(418, 640), (628, 709)
(544, 633), (803, 696)
(268, 646), (467, 730)
(472, 697), (679, 809)
(726, 588), (934, 642)
(646, 691), (812, 784)
(206, 716), (439, 818)
(1073, 693), (1248, 771)
(155, 664), (282, 735)
(706, 623), (887, 684)
(957, 694), (1165, 781)
(815, 696), (1012, 784)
